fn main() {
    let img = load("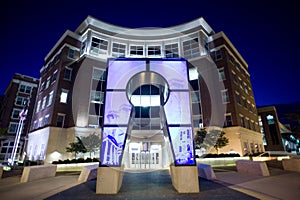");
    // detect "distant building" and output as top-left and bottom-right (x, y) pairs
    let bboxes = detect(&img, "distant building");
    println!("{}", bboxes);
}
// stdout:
(0, 73), (39, 163)
(258, 106), (299, 153)
(27, 16), (264, 166)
